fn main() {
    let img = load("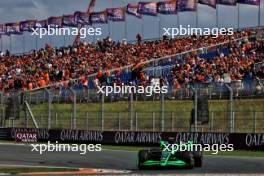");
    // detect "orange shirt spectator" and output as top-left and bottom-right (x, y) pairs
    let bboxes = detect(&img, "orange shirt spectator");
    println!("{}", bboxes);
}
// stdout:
(38, 79), (46, 88)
